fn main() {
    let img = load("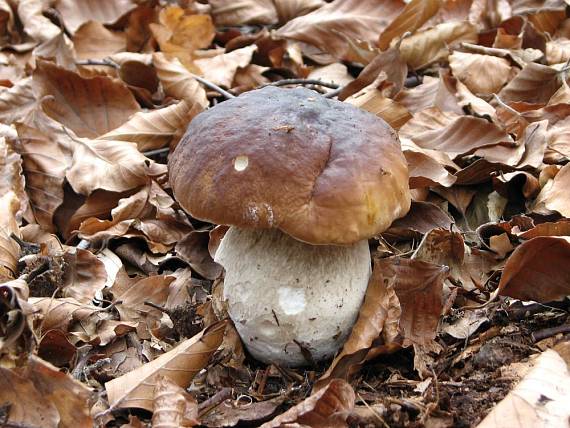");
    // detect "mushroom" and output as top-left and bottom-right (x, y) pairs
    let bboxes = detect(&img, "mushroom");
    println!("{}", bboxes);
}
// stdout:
(169, 86), (411, 366)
